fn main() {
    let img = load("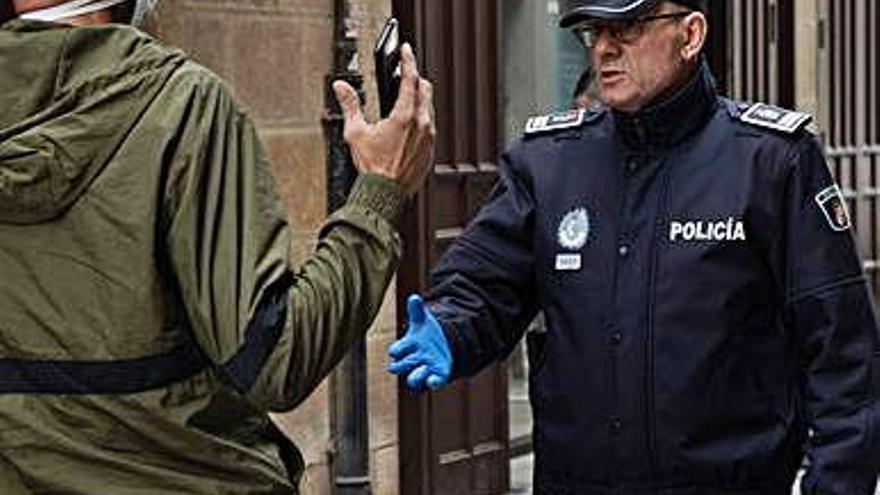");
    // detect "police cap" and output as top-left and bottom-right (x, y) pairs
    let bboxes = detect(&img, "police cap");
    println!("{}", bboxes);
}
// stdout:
(560, 0), (708, 28)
